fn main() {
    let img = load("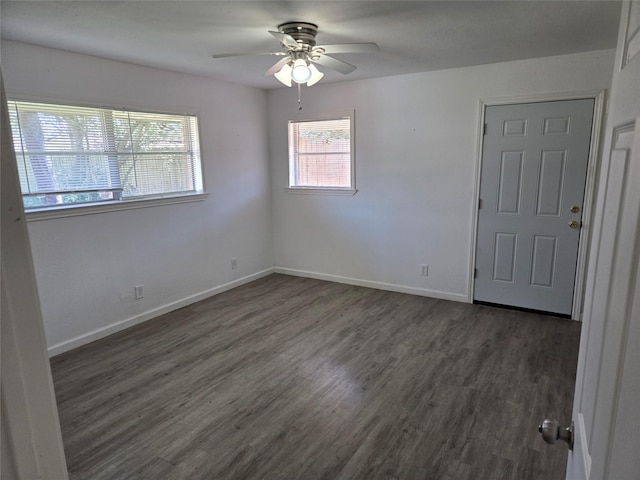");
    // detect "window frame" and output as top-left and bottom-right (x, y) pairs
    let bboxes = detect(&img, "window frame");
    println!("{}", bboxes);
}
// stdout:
(285, 111), (357, 196)
(7, 96), (208, 219)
